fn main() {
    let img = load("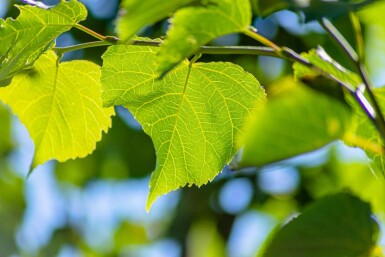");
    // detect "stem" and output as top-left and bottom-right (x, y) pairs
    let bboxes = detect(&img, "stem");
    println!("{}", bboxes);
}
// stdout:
(320, 18), (358, 62)
(53, 41), (112, 55)
(198, 45), (277, 56)
(53, 39), (280, 57)
(75, 24), (108, 41)
(243, 27), (282, 52)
